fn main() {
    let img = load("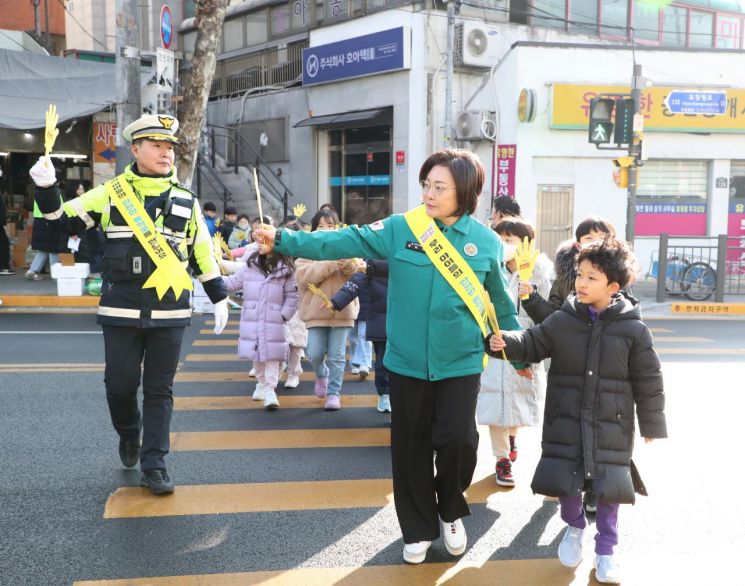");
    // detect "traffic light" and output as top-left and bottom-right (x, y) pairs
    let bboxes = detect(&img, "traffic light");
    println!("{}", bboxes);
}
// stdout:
(612, 156), (635, 188)
(614, 98), (635, 145)
(588, 98), (615, 145)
